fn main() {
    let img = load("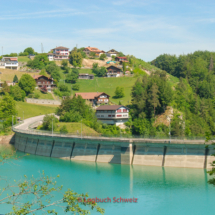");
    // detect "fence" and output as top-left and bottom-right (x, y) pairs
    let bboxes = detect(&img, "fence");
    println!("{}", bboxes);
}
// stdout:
(12, 120), (207, 142)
